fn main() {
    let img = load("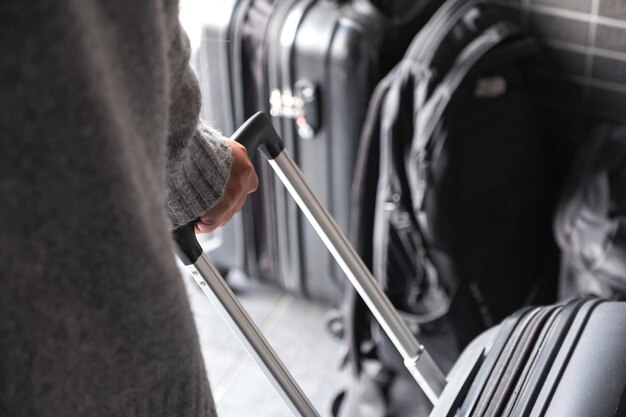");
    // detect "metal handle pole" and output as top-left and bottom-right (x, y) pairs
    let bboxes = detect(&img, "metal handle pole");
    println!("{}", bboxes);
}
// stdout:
(187, 253), (320, 417)
(177, 112), (445, 407)
(268, 150), (446, 404)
